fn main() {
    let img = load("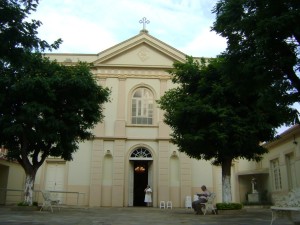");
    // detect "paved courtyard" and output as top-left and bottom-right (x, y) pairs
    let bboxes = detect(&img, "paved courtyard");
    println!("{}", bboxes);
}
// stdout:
(0, 206), (299, 225)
